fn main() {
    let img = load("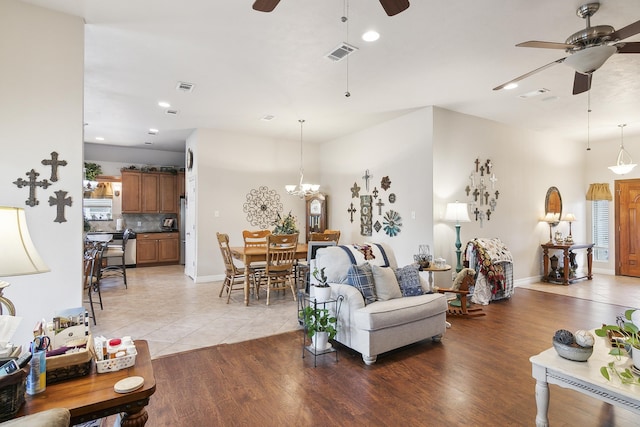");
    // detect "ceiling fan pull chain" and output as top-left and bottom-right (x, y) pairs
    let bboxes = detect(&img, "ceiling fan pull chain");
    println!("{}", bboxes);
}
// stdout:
(343, 0), (351, 98)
